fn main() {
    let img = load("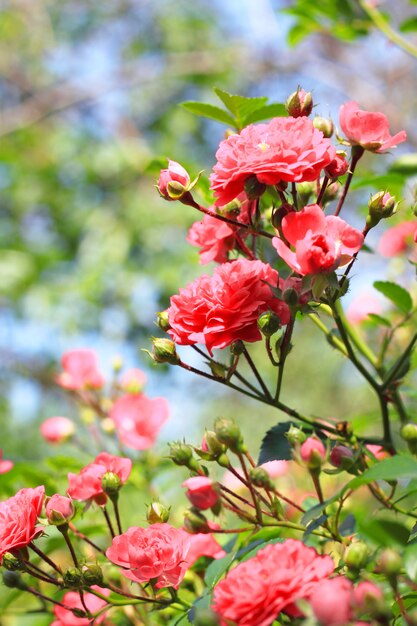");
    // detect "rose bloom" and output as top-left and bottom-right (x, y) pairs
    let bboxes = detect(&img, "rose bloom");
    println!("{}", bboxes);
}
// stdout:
(273, 204), (363, 275)
(309, 577), (354, 626)
(346, 293), (382, 325)
(67, 452), (132, 504)
(157, 160), (190, 199)
(52, 586), (110, 625)
(182, 476), (219, 510)
(0, 450), (13, 474)
(212, 539), (334, 626)
(110, 393), (169, 450)
(40, 416), (75, 444)
(339, 101), (406, 153)
(187, 214), (238, 264)
(0, 486), (45, 561)
(106, 523), (190, 589)
(167, 258), (290, 355)
(210, 116), (335, 206)
(182, 531), (226, 567)
(377, 221), (417, 257)
(56, 349), (105, 390)
(120, 367), (147, 393)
